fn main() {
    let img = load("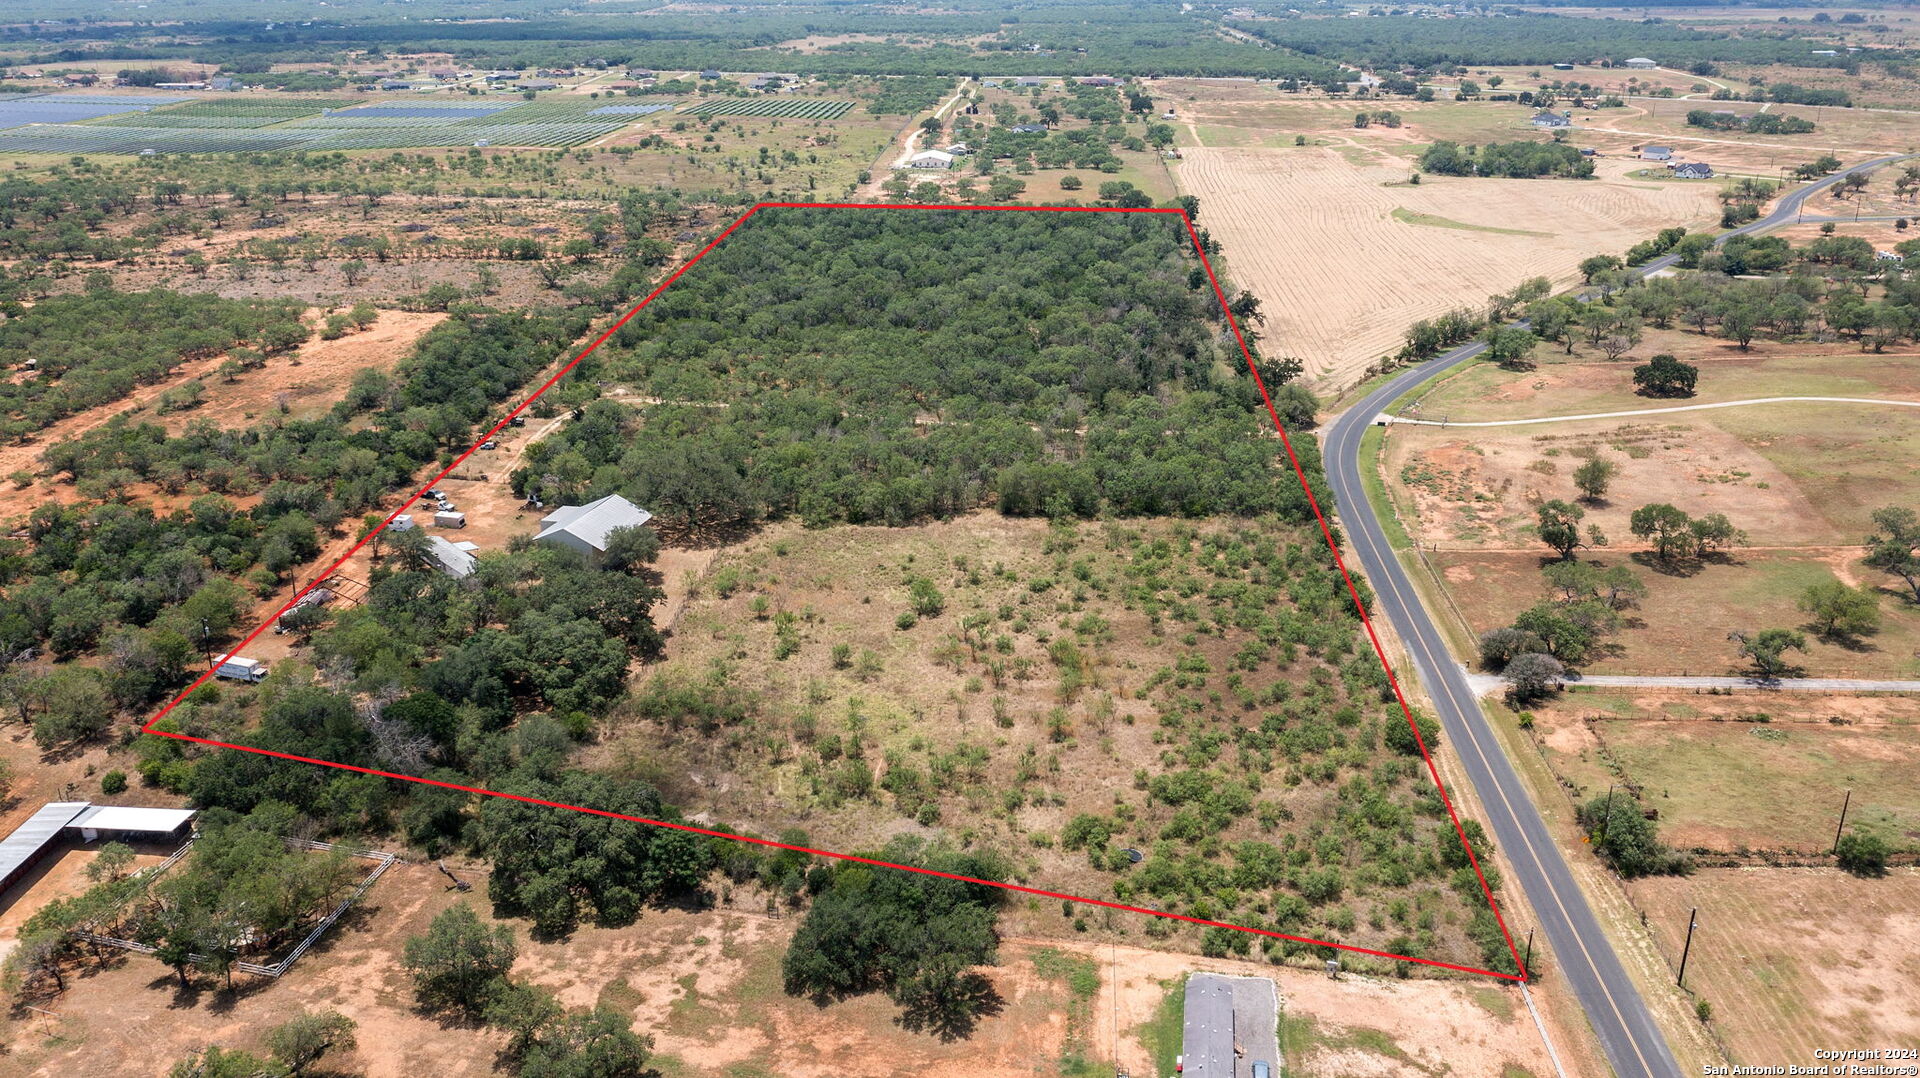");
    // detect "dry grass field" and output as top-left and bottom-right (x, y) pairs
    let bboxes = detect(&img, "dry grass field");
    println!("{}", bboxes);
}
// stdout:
(1627, 868), (1920, 1069)
(1521, 690), (1920, 852)
(1385, 400), (1920, 548)
(1176, 147), (1720, 388)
